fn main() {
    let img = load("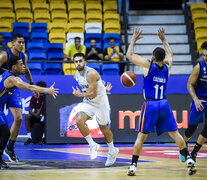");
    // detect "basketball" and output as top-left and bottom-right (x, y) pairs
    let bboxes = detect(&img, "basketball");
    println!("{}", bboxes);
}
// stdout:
(121, 71), (137, 87)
